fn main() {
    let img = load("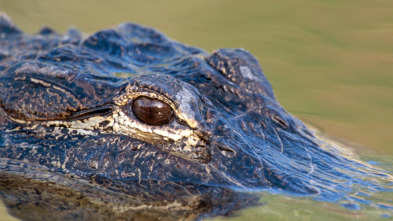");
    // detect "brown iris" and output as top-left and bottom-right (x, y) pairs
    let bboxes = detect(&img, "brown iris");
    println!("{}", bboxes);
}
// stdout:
(132, 96), (174, 126)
